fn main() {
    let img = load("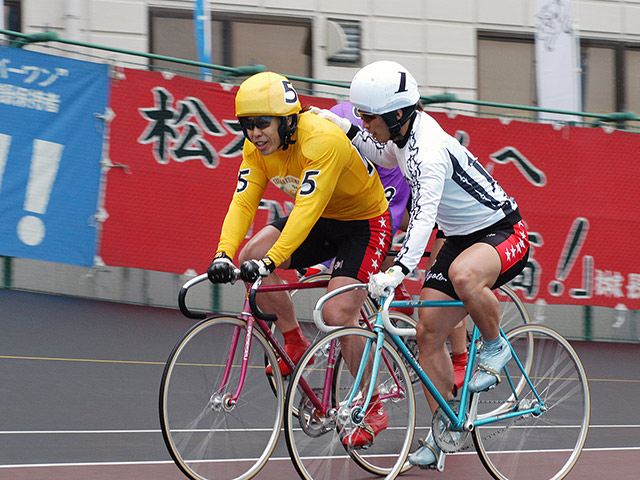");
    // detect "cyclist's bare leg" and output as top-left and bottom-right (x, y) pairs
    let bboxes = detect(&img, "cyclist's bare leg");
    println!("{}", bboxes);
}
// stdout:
(238, 225), (299, 333)
(415, 289), (467, 414)
(448, 243), (501, 341)
(427, 236), (469, 356)
(323, 276), (370, 378)
(449, 319), (467, 355)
